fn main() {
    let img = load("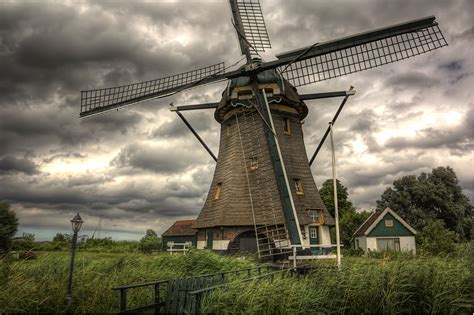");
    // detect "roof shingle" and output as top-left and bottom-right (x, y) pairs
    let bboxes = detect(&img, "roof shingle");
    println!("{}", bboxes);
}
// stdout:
(162, 220), (197, 237)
